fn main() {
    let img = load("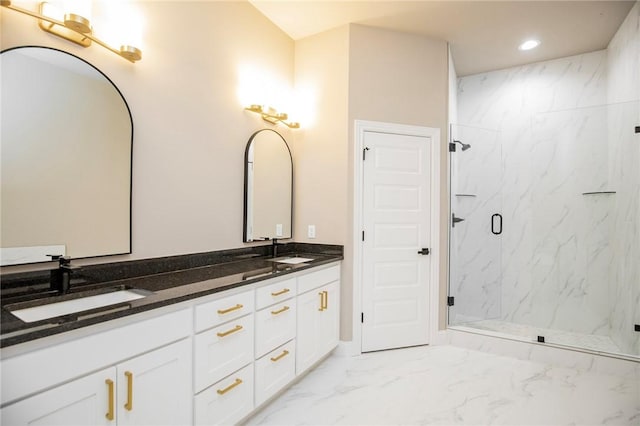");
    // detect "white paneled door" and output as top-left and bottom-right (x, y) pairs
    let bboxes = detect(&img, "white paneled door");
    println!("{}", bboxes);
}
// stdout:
(361, 130), (432, 352)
